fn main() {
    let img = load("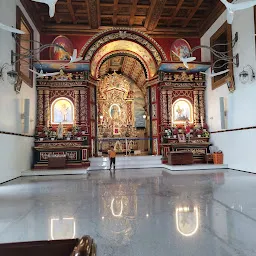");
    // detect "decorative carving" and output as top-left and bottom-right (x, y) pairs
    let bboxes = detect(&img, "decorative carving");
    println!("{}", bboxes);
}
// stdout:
(199, 91), (205, 124)
(151, 86), (156, 102)
(80, 89), (88, 125)
(193, 91), (199, 125)
(44, 90), (50, 126)
(87, 0), (100, 29)
(66, 151), (78, 160)
(74, 90), (80, 125)
(167, 90), (173, 124)
(80, 28), (167, 64)
(172, 90), (193, 102)
(153, 138), (158, 155)
(152, 120), (158, 136)
(145, 0), (167, 31)
(37, 90), (44, 126)
(160, 90), (167, 124)
(91, 121), (96, 137)
(37, 142), (82, 148)
(37, 81), (87, 88)
(50, 90), (75, 103)
(177, 148), (206, 155)
(152, 104), (157, 119)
